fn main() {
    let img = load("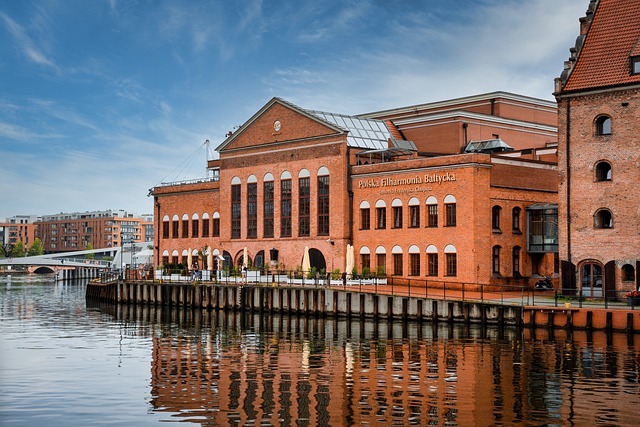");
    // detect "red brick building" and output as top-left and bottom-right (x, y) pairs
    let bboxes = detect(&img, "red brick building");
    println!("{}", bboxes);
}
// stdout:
(555, 0), (640, 297)
(150, 92), (558, 288)
(35, 210), (152, 254)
